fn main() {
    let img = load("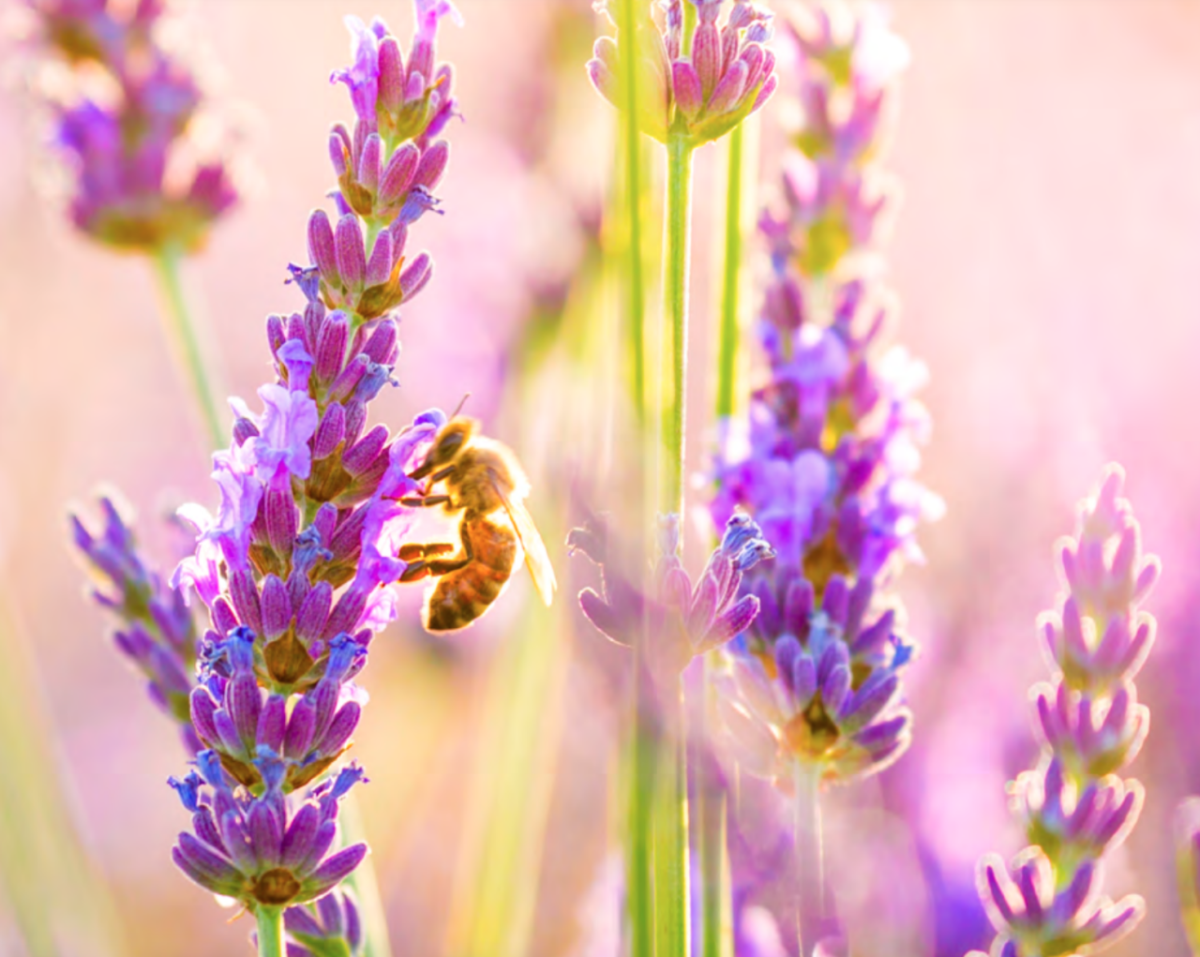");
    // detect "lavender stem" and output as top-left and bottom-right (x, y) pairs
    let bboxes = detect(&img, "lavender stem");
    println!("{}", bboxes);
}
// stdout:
(256, 906), (285, 957)
(151, 244), (225, 449)
(794, 761), (826, 957)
